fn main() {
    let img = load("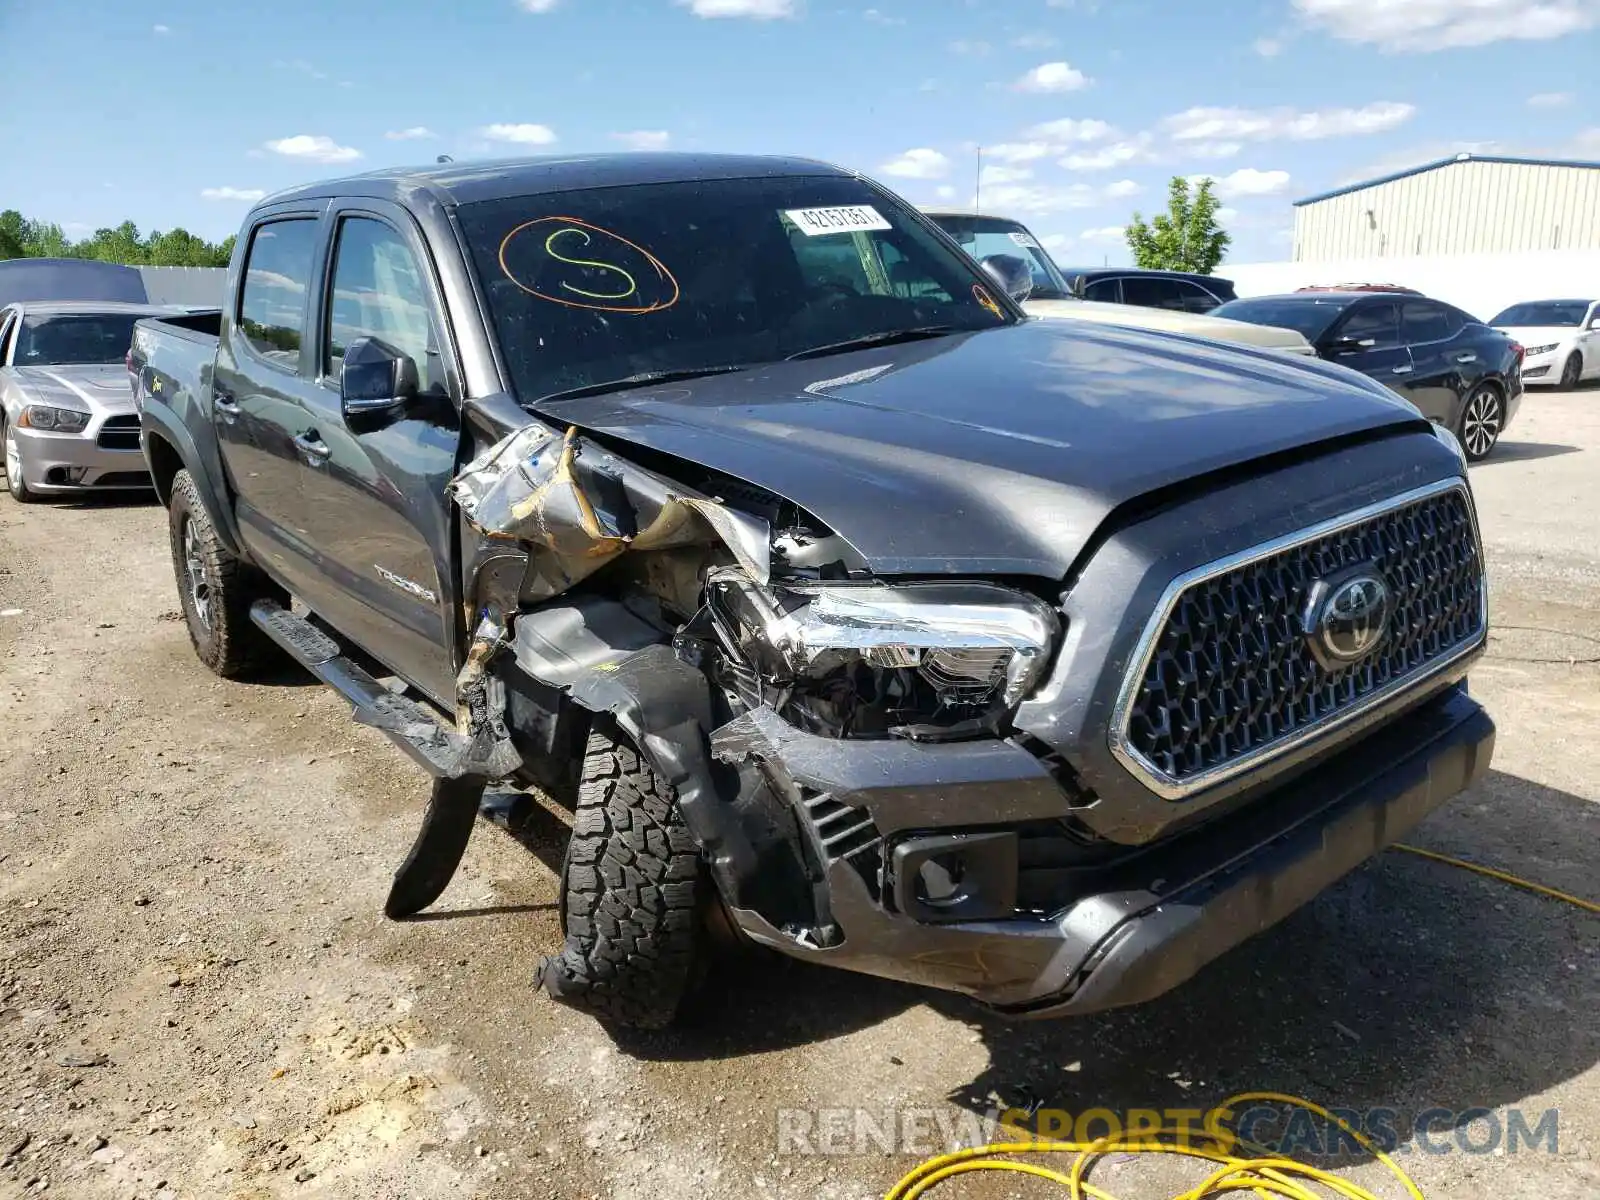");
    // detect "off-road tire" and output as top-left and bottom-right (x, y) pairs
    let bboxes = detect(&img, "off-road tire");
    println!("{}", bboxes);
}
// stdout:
(167, 469), (281, 678)
(1560, 352), (1582, 391)
(538, 723), (704, 1029)
(2, 416), (39, 504)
